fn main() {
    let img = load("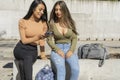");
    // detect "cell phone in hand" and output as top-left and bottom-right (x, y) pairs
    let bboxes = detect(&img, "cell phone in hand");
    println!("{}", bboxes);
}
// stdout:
(45, 31), (53, 37)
